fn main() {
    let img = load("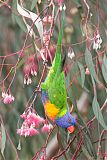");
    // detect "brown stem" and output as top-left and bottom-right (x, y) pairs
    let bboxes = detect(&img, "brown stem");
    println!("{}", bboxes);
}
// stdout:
(52, 136), (76, 160)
